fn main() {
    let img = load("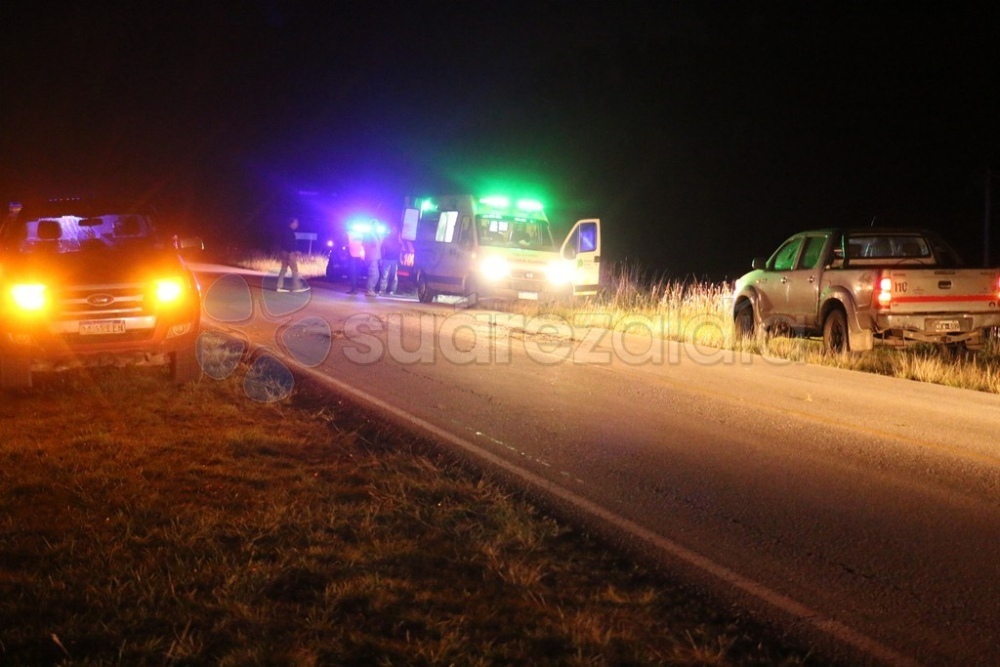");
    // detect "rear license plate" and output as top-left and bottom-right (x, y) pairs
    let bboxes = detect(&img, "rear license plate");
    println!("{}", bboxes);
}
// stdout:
(932, 319), (961, 332)
(518, 291), (539, 300)
(79, 320), (127, 335)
